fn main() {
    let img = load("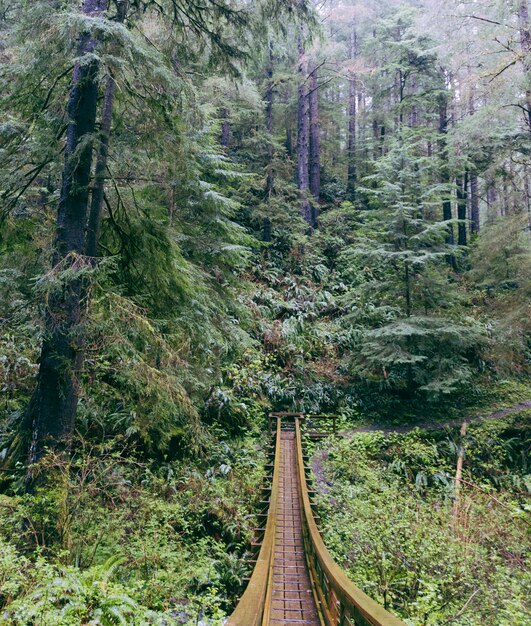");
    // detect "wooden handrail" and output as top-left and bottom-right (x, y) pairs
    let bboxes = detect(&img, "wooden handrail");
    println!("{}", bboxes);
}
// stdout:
(226, 418), (281, 626)
(294, 419), (406, 626)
